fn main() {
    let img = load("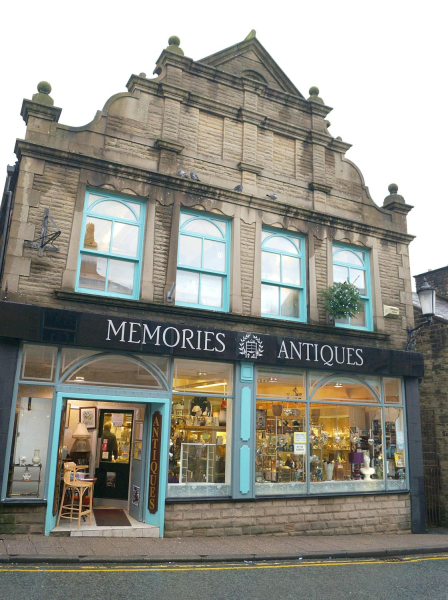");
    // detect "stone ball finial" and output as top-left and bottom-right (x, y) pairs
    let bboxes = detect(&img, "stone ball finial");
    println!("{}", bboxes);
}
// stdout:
(384, 183), (405, 206)
(166, 35), (184, 56)
(37, 81), (52, 95)
(308, 86), (324, 104)
(32, 81), (54, 106)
